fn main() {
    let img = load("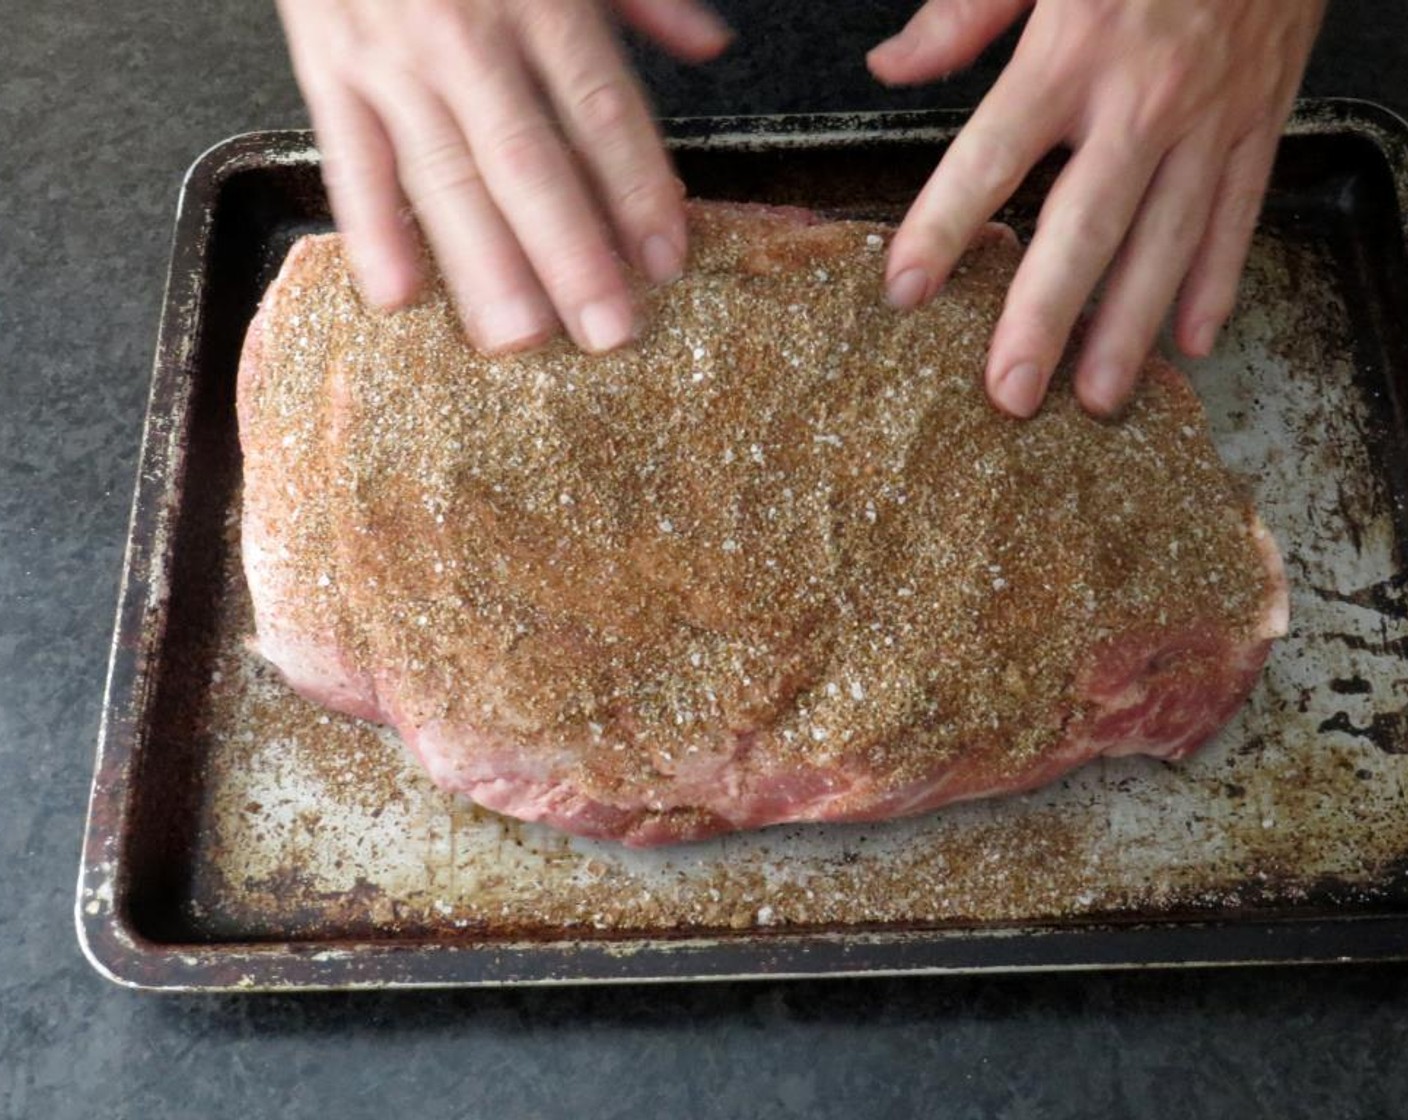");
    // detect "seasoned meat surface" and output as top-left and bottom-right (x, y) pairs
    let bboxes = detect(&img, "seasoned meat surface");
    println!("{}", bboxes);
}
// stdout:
(237, 201), (1288, 846)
